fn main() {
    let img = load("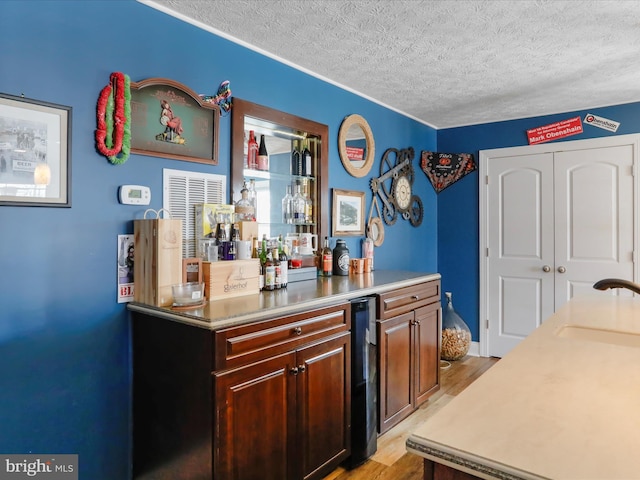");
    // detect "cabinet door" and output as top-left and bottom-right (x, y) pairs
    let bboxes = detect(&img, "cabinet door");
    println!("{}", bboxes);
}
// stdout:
(378, 311), (414, 434)
(414, 302), (441, 406)
(297, 333), (351, 480)
(214, 351), (297, 480)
